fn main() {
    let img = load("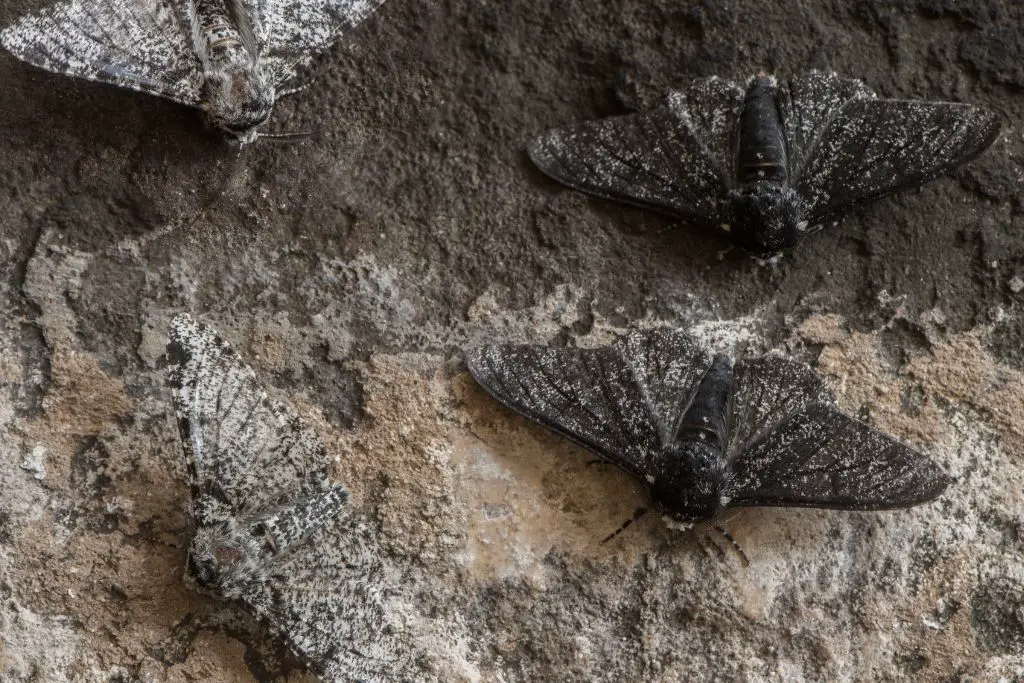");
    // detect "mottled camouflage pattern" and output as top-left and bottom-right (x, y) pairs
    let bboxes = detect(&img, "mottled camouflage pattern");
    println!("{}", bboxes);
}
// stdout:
(0, 0), (387, 142)
(166, 314), (423, 681)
